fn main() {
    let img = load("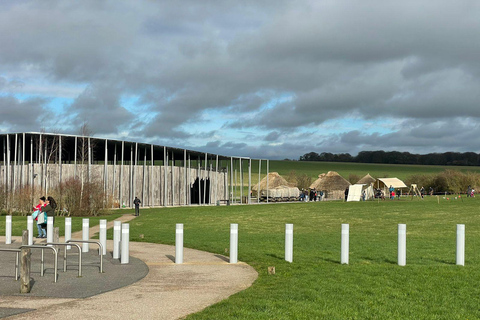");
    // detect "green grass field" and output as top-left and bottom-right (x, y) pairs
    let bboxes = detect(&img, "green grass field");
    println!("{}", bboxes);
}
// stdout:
(121, 196), (479, 319)
(3, 198), (479, 318)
